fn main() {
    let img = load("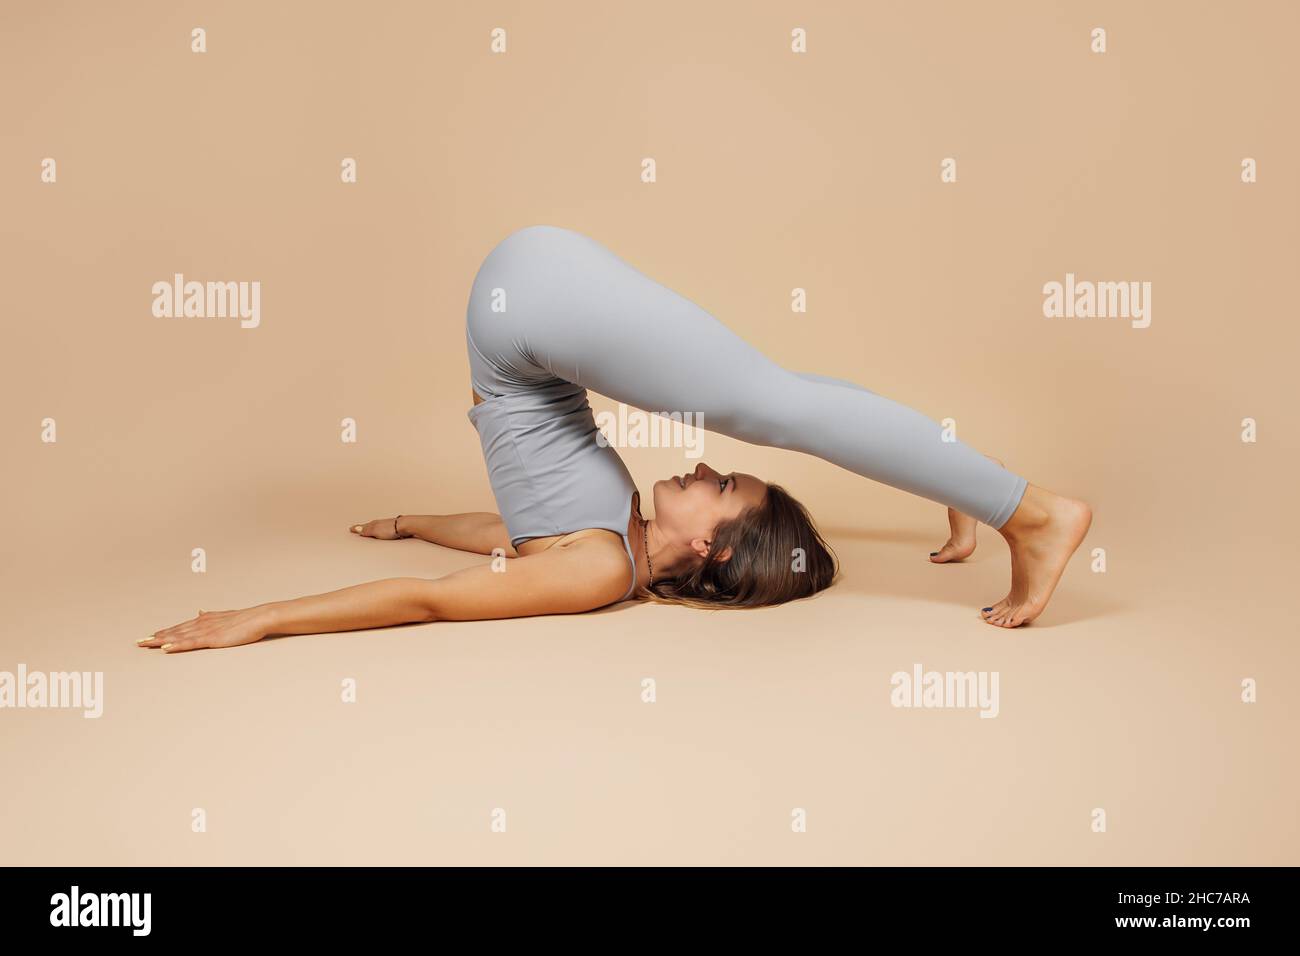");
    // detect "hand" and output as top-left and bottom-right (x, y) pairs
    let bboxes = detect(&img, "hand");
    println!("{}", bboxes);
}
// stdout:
(139, 607), (270, 654)
(350, 517), (405, 540)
